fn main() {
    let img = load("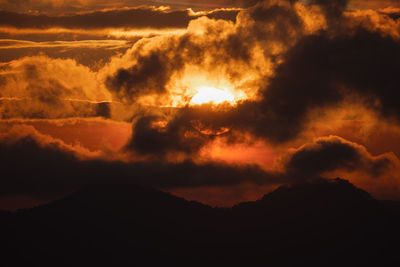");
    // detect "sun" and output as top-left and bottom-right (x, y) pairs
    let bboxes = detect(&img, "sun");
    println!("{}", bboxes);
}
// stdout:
(190, 86), (236, 105)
